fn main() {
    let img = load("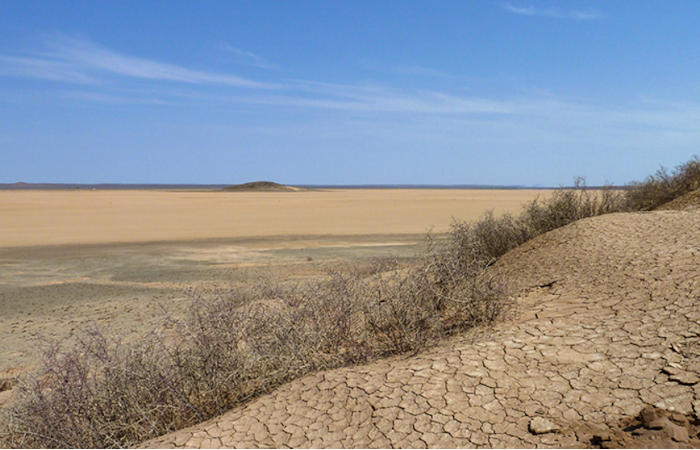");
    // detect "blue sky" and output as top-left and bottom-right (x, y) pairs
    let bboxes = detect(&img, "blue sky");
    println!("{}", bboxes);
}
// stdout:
(1, 1), (699, 185)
